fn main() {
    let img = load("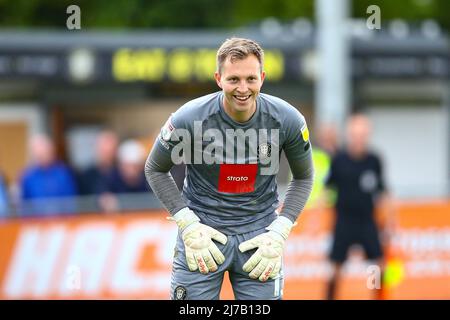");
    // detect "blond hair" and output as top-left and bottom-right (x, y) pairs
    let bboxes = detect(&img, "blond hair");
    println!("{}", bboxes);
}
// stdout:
(216, 37), (264, 74)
